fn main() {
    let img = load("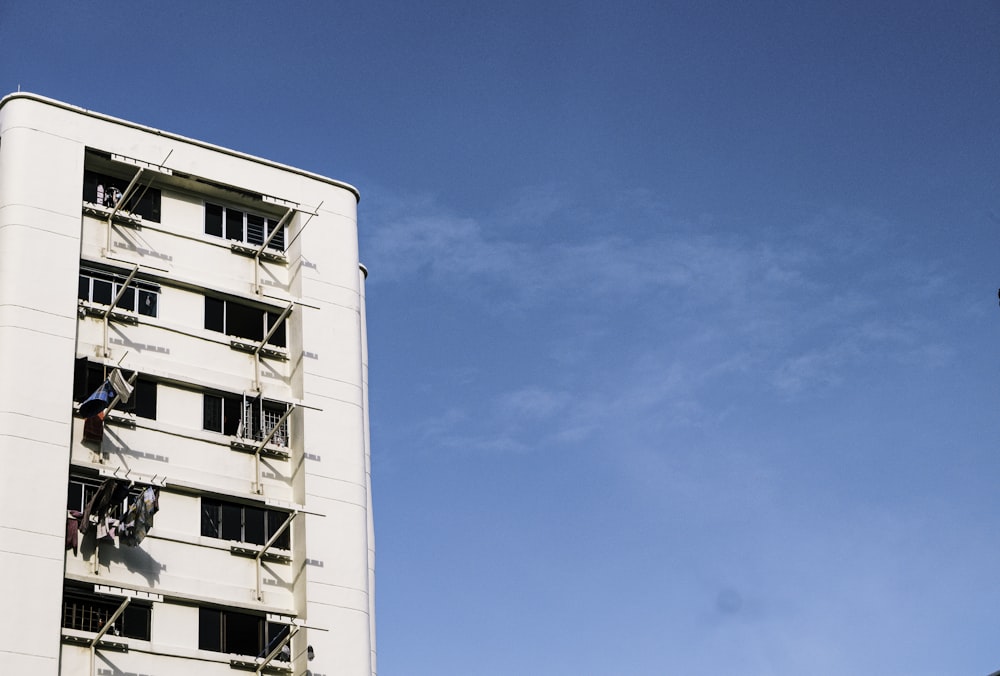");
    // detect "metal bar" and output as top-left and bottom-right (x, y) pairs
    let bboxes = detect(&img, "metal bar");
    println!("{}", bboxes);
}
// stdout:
(256, 208), (294, 259)
(103, 371), (139, 414)
(254, 207), (294, 295)
(257, 511), (296, 563)
(261, 295), (320, 311)
(254, 405), (294, 457)
(157, 149), (174, 171)
(106, 168), (144, 224)
(89, 594), (130, 676)
(284, 200), (323, 251)
(254, 302), (294, 356)
(90, 596), (130, 647)
(255, 510), (297, 601)
(254, 624), (299, 674)
(253, 404), (294, 495)
(102, 265), (141, 318)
